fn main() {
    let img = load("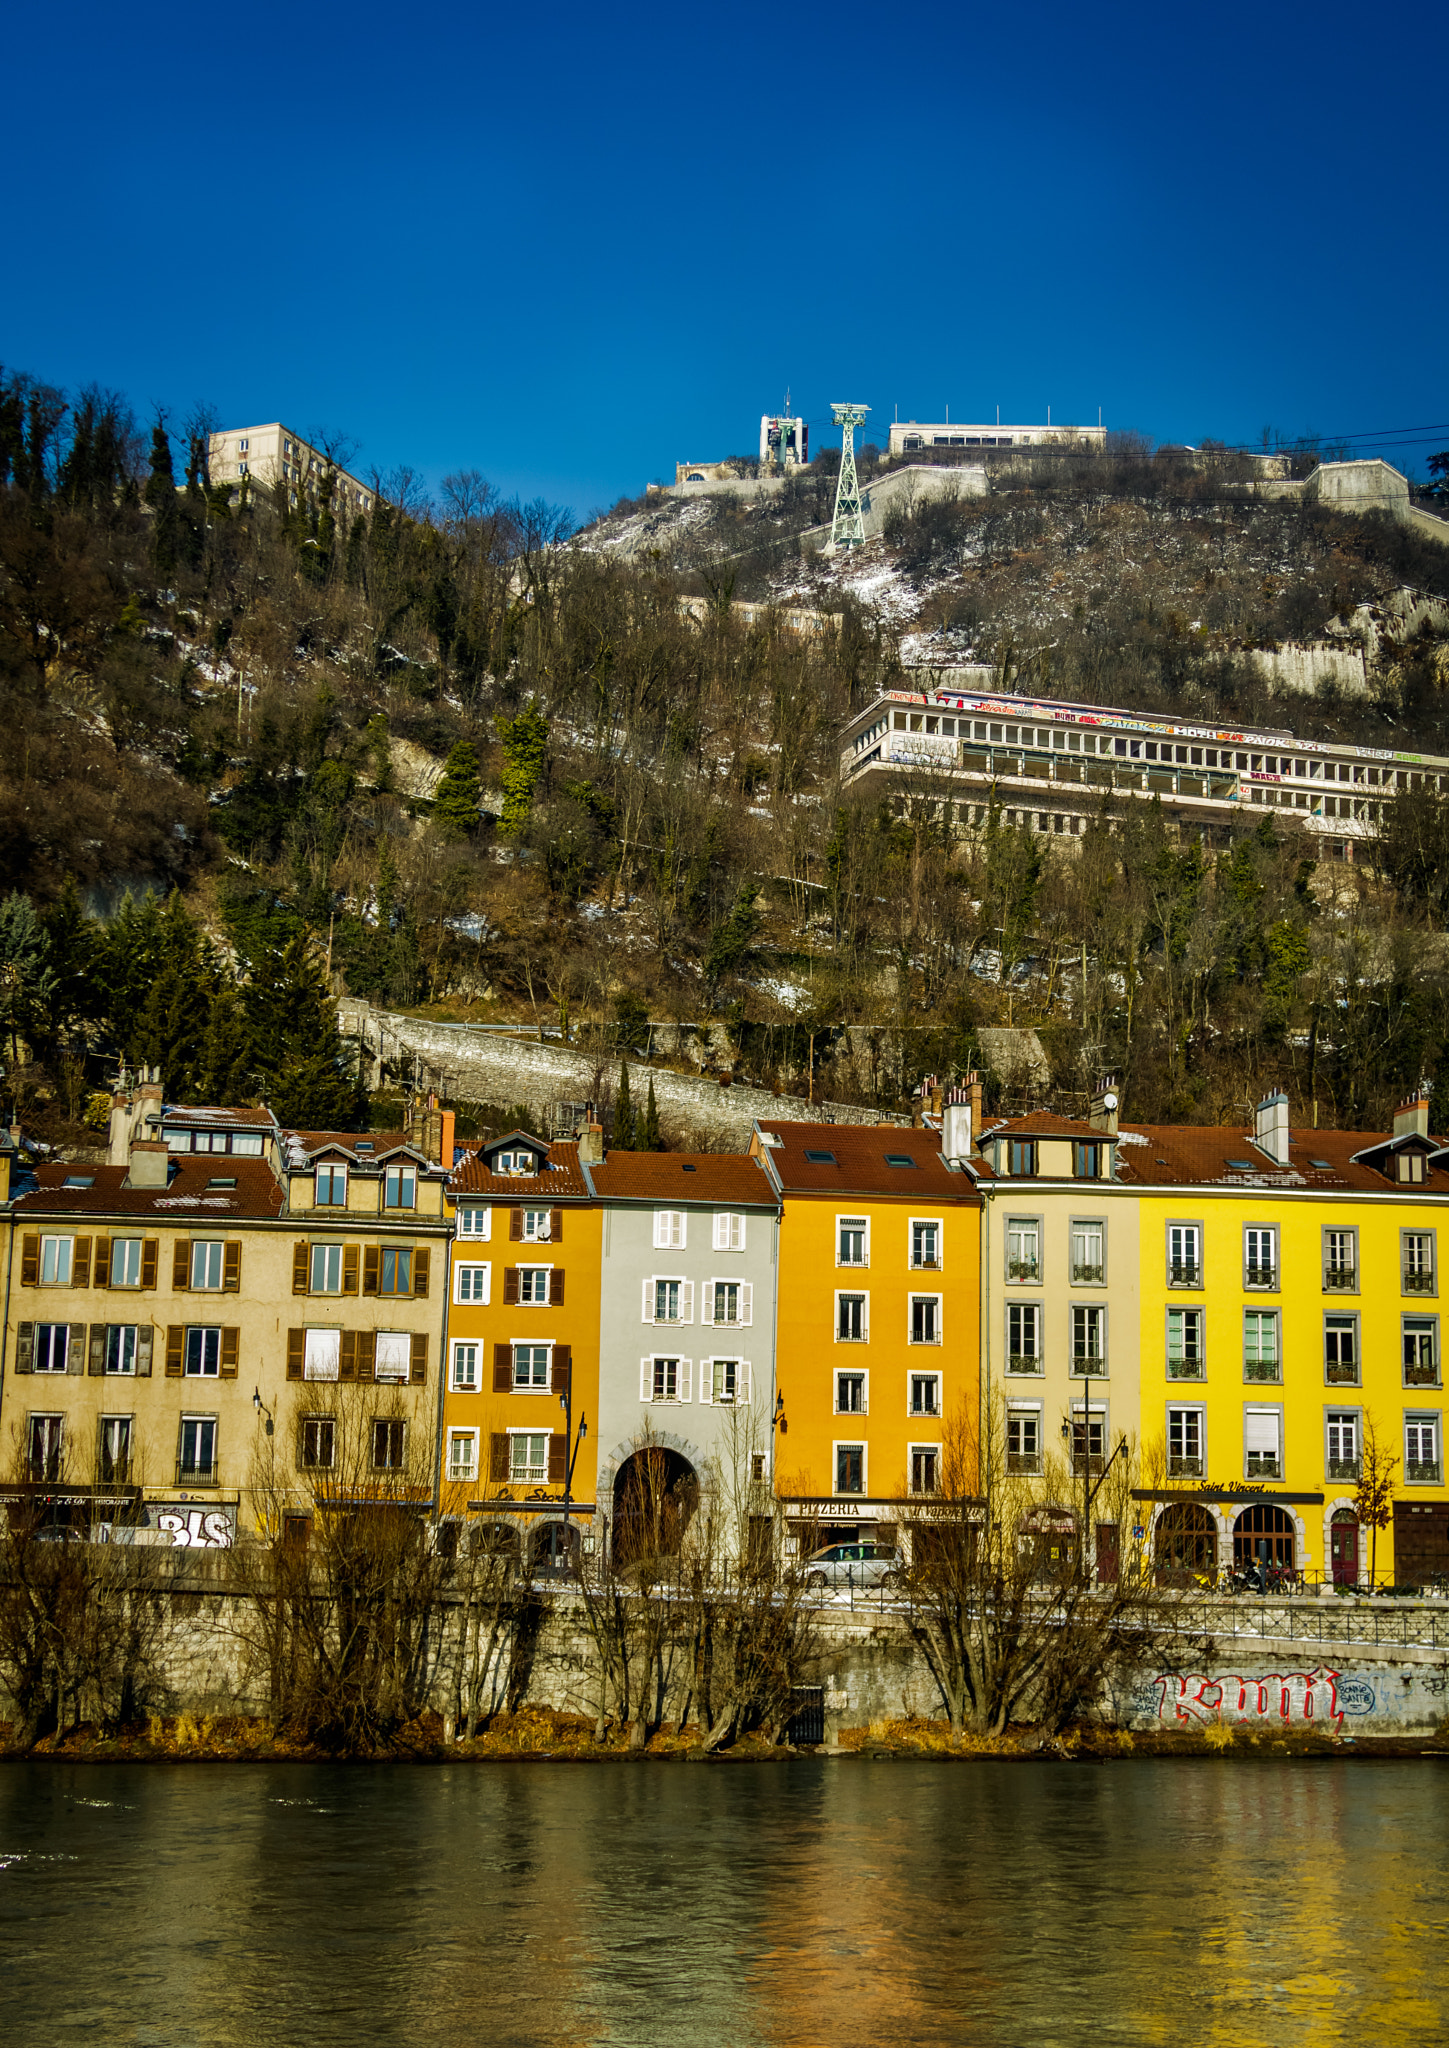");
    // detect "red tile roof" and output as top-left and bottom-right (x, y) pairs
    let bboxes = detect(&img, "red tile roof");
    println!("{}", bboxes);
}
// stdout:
(449, 1139), (593, 1201)
(980, 1111), (1102, 1140)
(587, 1151), (777, 1206)
(975, 1119), (1449, 1194)
(15, 1159), (285, 1220)
(754, 1121), (979, 1203)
